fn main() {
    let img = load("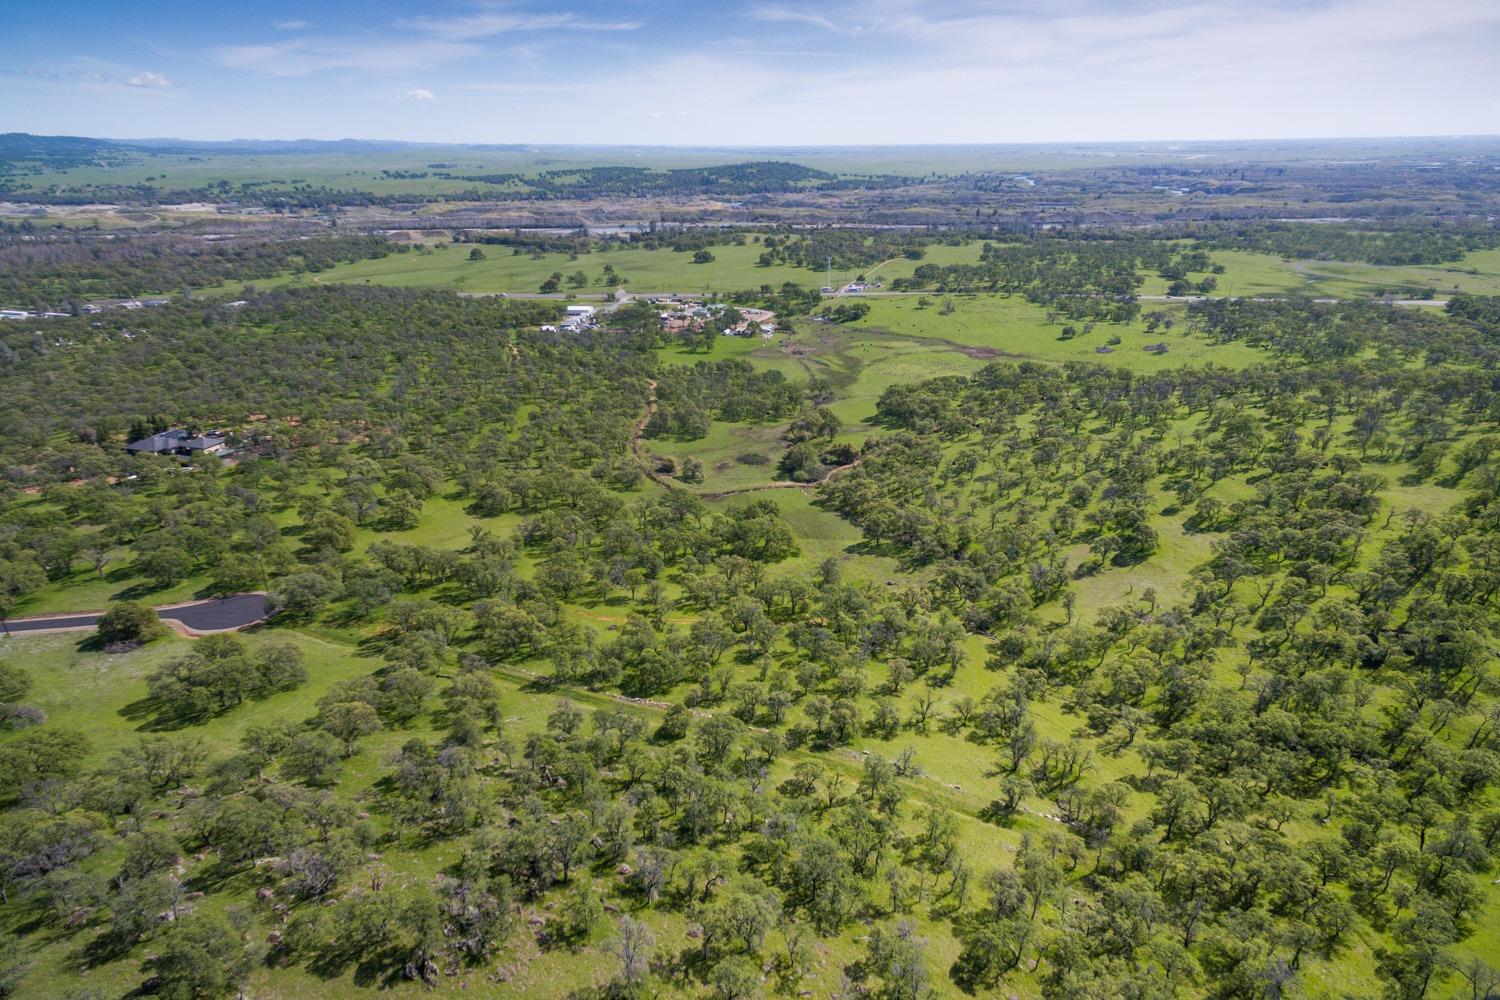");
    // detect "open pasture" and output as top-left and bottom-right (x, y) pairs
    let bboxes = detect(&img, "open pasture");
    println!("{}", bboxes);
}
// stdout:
(843, 294), (1266, 370)
(214, 236), (983, 298)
